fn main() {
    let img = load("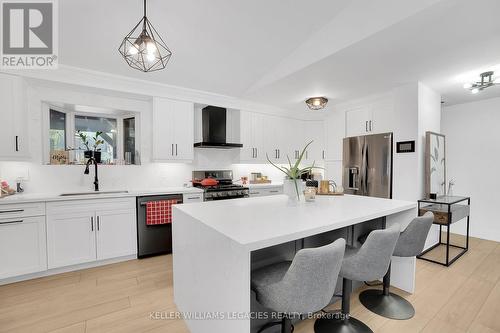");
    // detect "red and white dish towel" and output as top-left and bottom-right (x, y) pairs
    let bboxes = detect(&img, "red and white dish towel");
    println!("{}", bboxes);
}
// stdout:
(146, 200), (178, 226)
